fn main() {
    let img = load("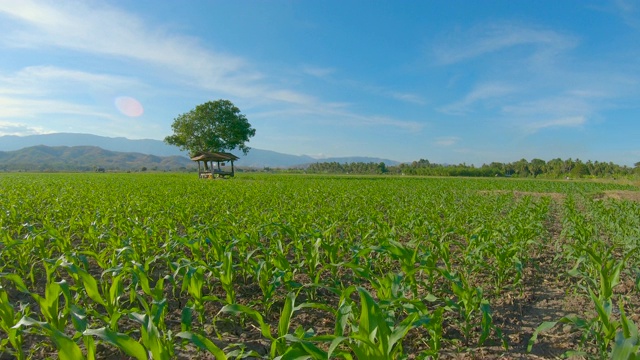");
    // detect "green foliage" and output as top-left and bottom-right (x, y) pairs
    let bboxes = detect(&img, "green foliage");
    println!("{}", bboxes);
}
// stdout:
(164, 99), (256, 155)
(306, 157), (636, 178)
